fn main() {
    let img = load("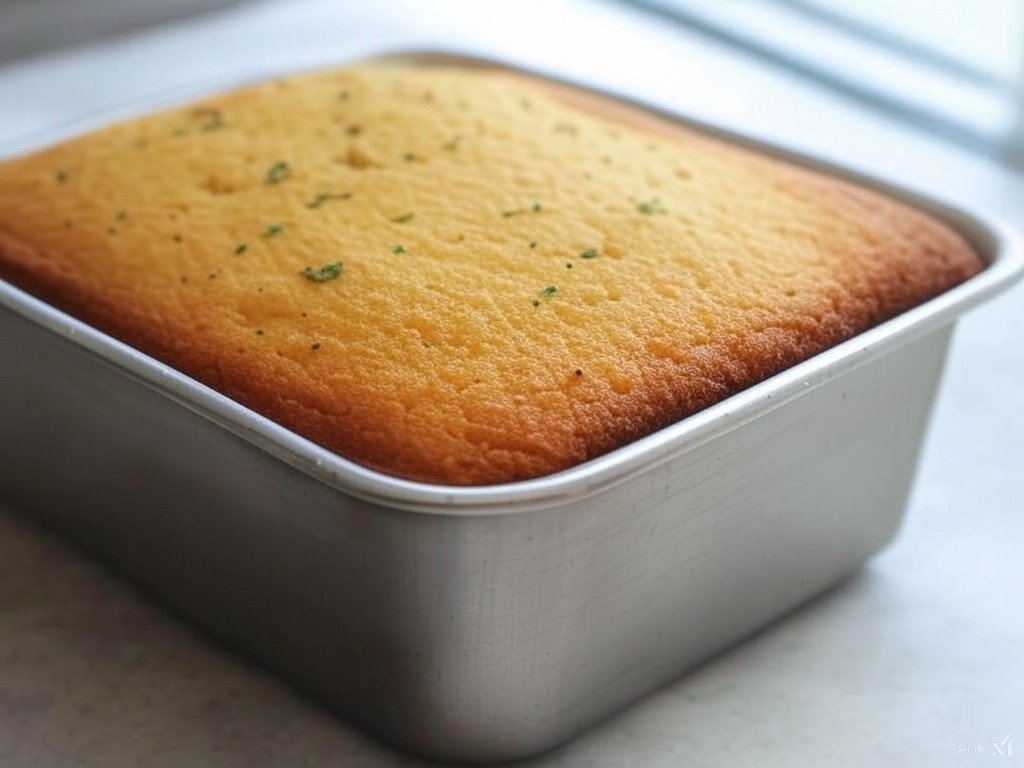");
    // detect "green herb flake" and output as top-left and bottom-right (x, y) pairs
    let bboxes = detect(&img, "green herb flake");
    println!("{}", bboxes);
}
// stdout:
(402, 152), (416, 162)
(264, 222), (285, 237)
(194, 108), (224, 132)
(532, 299), (541, 307)
(392, 244), (406, 254)
(504, 202), (541, 218)
(300, 261), (343, 283)
(566, 262), (573, 269)
(266, 161), (292, 184)
(637, 198), (667, 215)
(346, 124), (362, 136)
(391, 213), (414, 224)
(529, 241), (538, 249)
(306, 191), (352, 208)
(580, 248), (598, 259)
(235, 243), (248, 255)
(540, 285), (558, 297)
